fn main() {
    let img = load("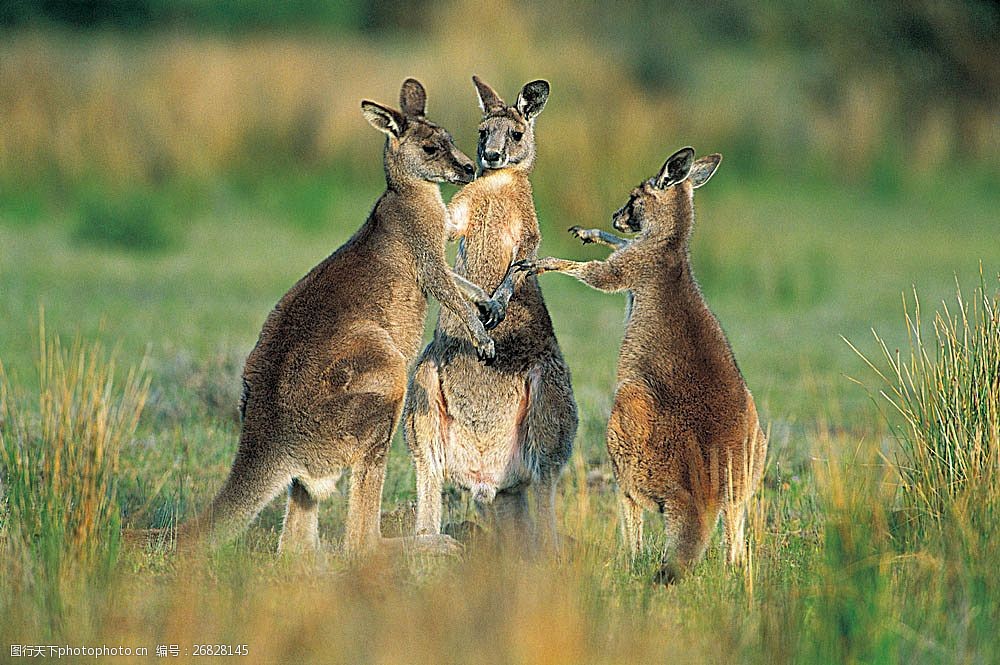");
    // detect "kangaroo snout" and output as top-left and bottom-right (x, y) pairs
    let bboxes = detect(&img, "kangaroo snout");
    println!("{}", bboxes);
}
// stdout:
(481, 151), (508, 170)
(450, 158), (476, 184)
(612, 201), (641, 233)
(461, 161), (476, 180)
